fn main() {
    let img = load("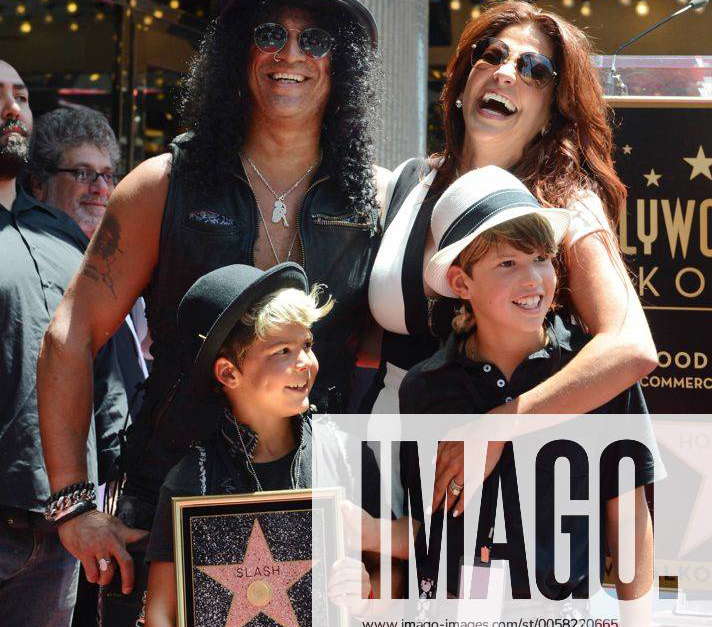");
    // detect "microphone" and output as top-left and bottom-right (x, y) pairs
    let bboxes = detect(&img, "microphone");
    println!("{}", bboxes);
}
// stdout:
(605, 0), (709, 96)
